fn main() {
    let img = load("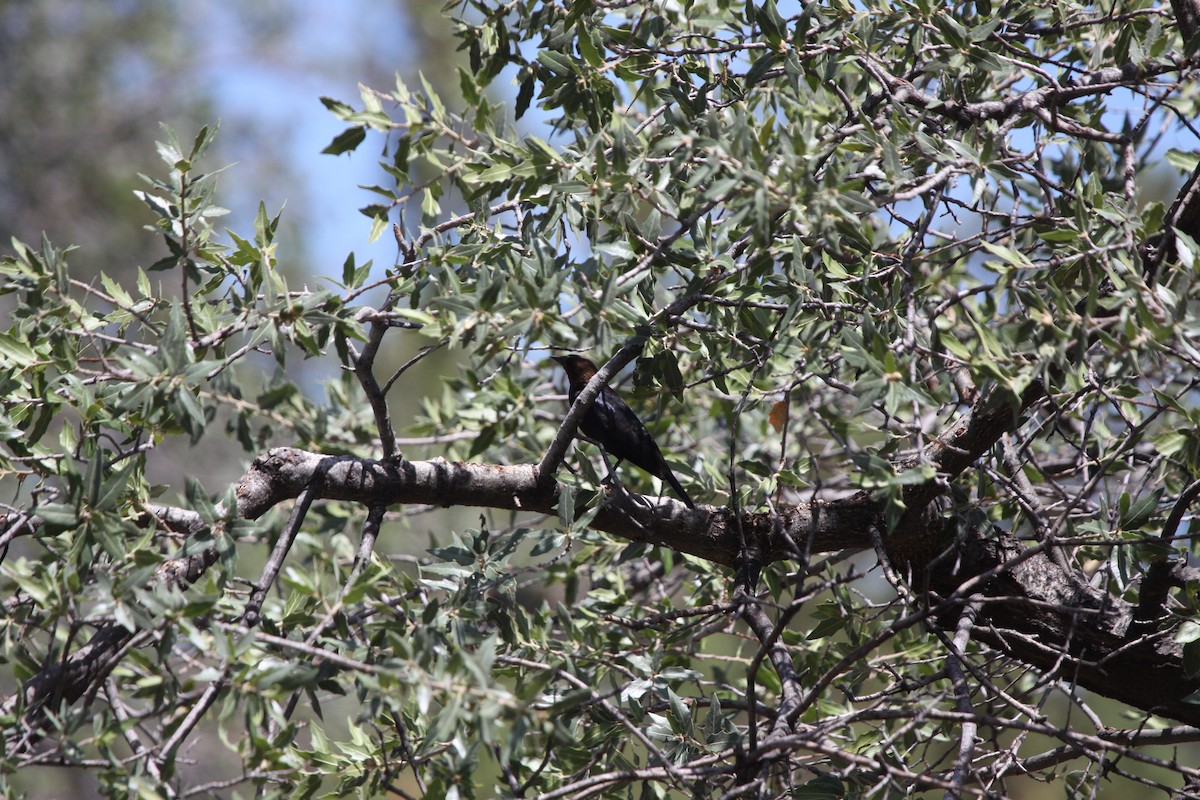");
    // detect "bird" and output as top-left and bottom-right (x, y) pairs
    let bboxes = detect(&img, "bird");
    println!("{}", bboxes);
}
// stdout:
(551, 354), (695, 508)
